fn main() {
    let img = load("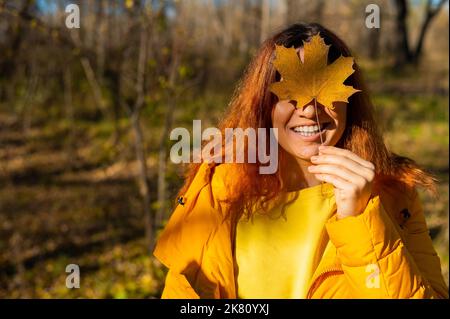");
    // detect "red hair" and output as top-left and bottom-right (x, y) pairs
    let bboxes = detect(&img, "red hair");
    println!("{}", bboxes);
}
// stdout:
(178, 23), (437, 220)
